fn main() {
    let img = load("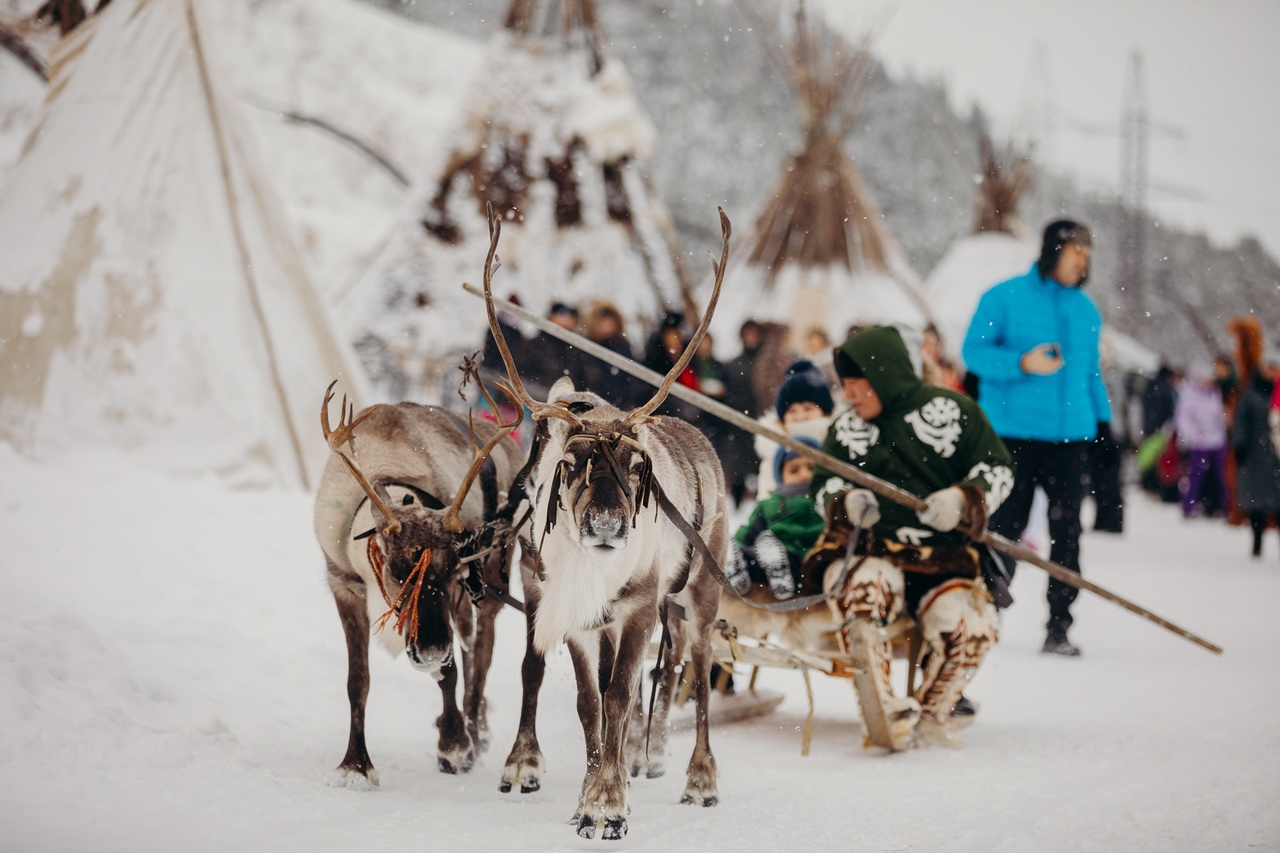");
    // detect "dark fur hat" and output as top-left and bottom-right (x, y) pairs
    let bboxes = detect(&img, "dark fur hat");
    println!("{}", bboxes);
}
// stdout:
(774, 360), (834, 420)
(1037, 219), (1092, 284)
